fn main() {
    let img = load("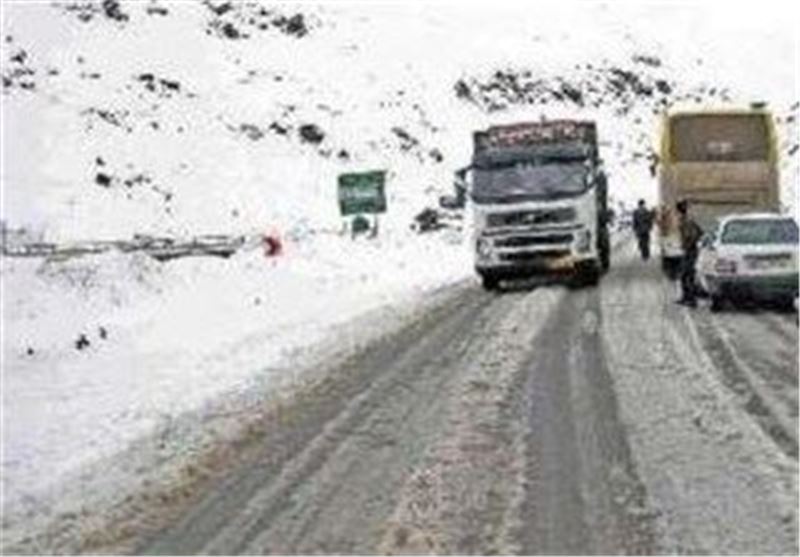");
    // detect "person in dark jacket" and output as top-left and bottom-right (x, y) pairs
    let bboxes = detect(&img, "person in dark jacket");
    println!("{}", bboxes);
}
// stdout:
(676, 199), (703, 307)
(632, 199), (655, 260)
